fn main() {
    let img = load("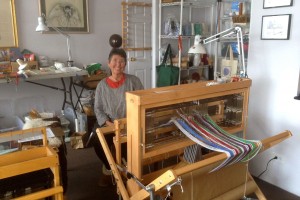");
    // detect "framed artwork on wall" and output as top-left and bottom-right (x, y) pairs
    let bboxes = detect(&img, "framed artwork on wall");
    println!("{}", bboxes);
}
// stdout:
(261, 14), (291, 40)
(0, 0), (18, 48)
(263, 0), (293, 9)
(39, 0), (89, 33)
